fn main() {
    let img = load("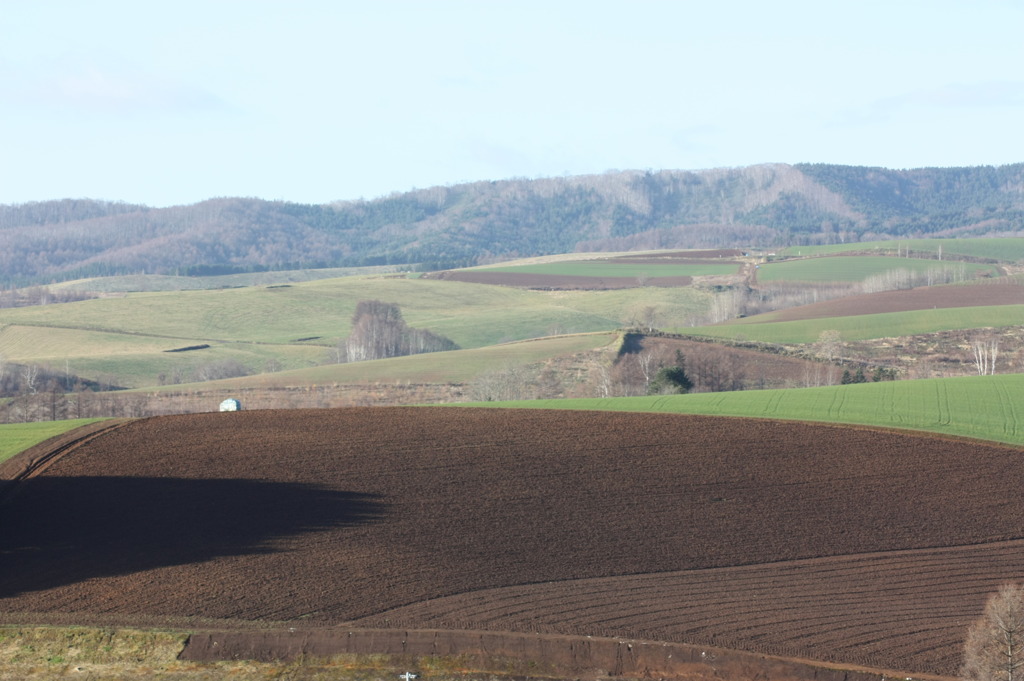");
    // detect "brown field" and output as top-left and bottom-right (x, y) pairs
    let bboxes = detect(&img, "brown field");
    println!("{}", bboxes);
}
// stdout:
(427, 270), (695, 289)
(3, 408), (1023, 677)
(756, 281), (1024, 323)
(609, 249), (746, 261)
